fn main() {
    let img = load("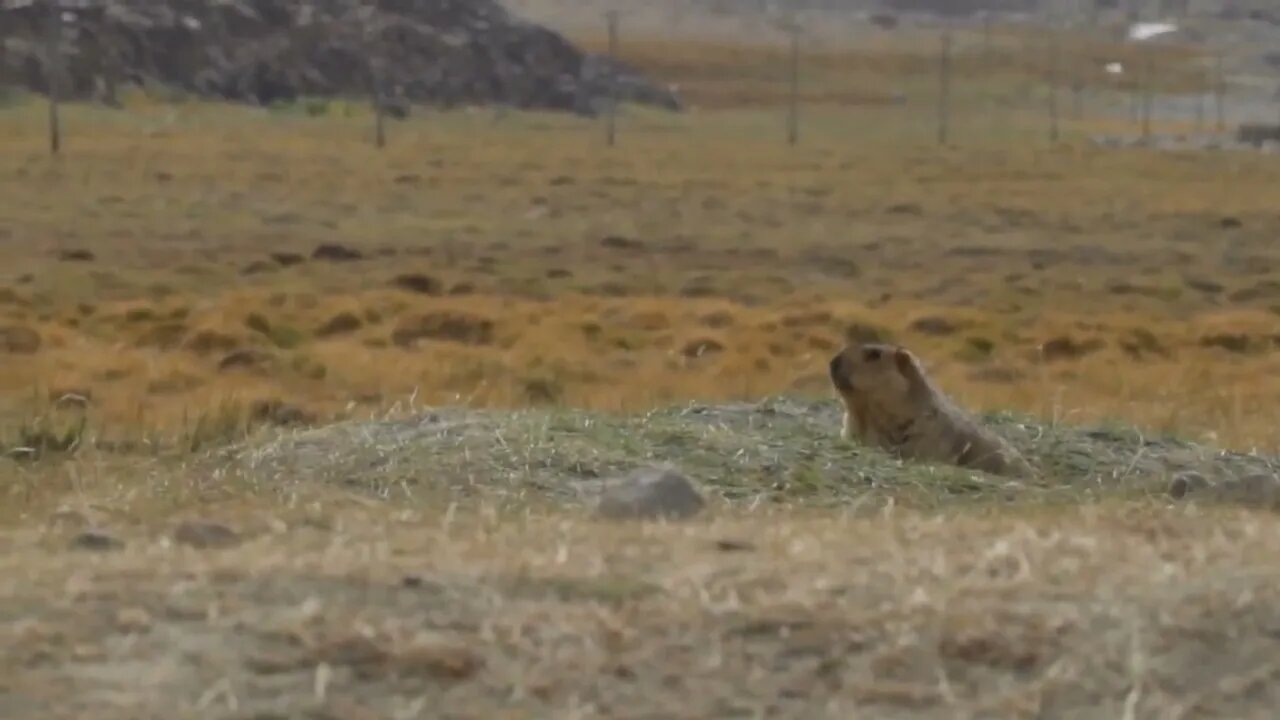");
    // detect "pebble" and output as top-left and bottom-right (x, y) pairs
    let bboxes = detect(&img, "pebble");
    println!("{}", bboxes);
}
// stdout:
(595, 467), (706, 521)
